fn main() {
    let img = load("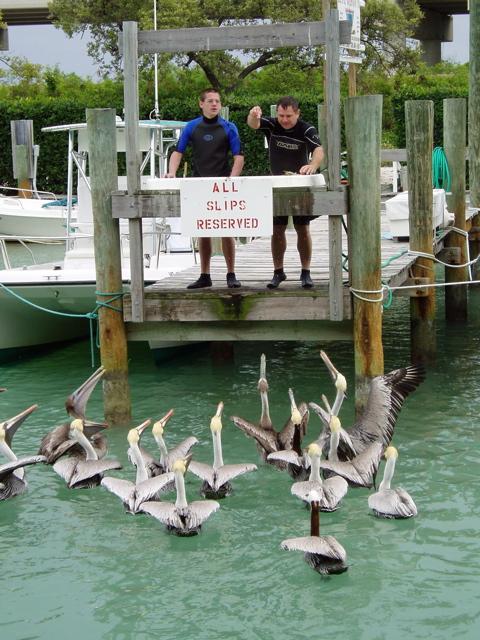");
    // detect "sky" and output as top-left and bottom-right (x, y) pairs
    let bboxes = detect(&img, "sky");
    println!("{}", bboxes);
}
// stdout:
(0, 14), (471, 78)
